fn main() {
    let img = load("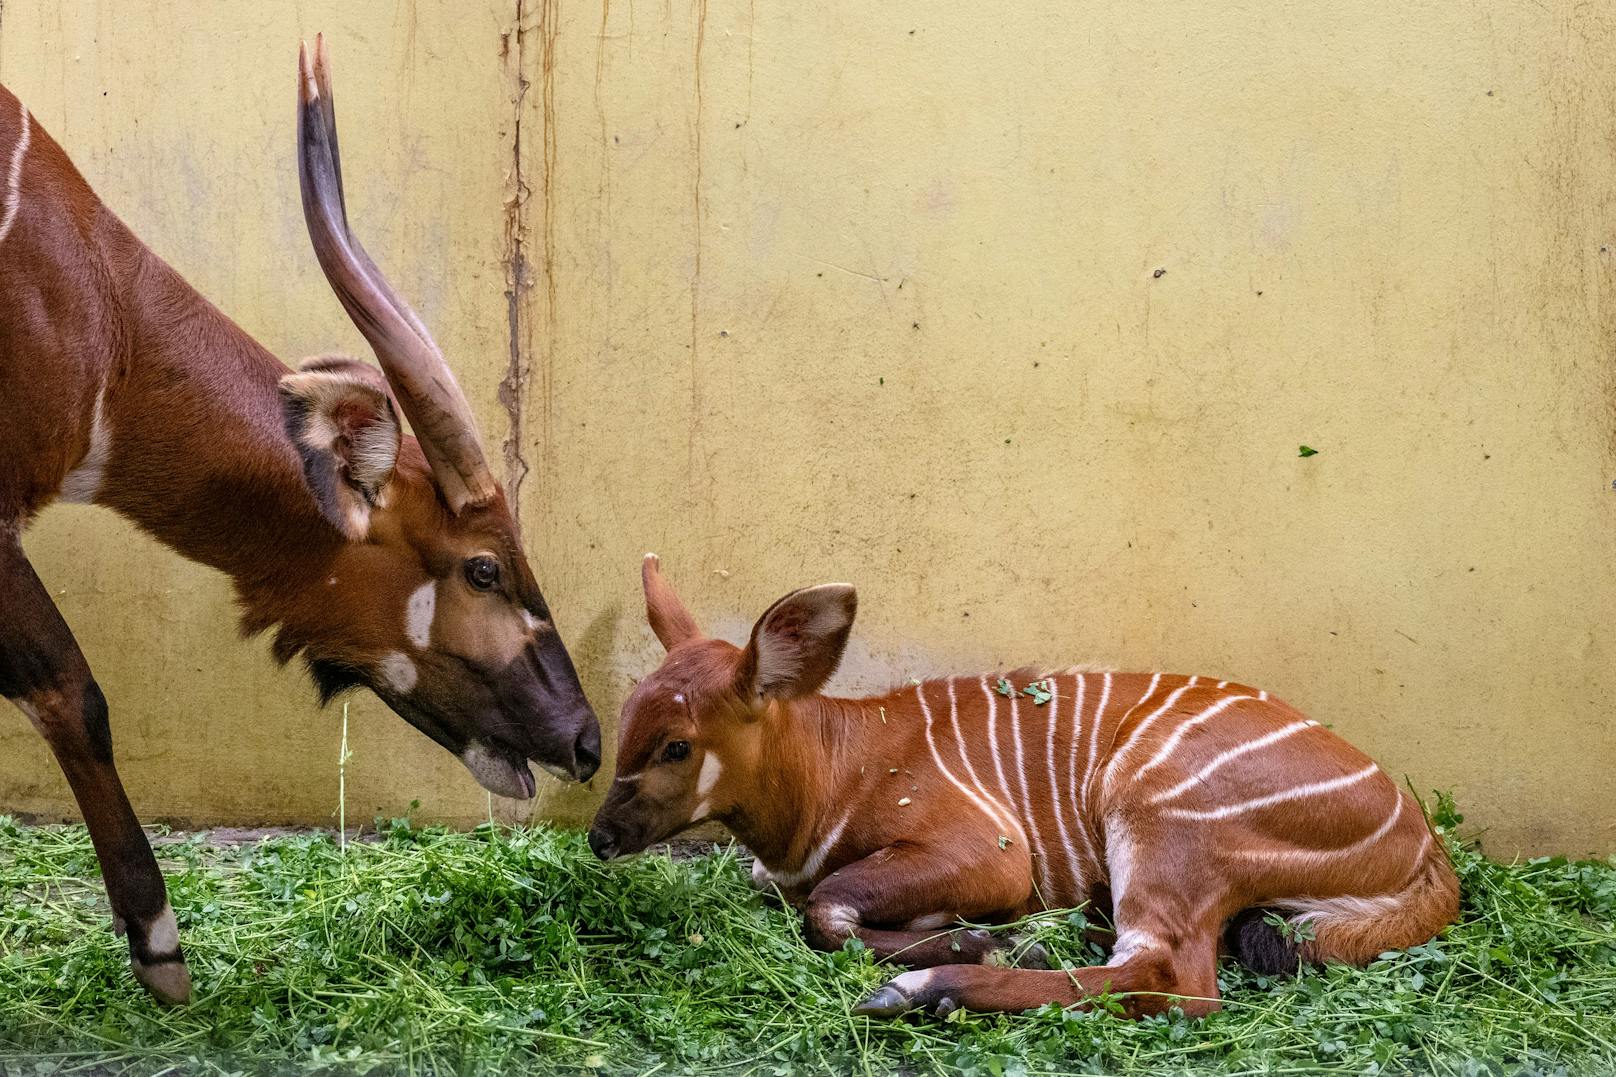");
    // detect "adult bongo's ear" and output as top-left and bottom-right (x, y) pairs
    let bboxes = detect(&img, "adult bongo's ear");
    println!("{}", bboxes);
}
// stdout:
(279, 356), (401, 540)
(738, 584), (858, 700)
